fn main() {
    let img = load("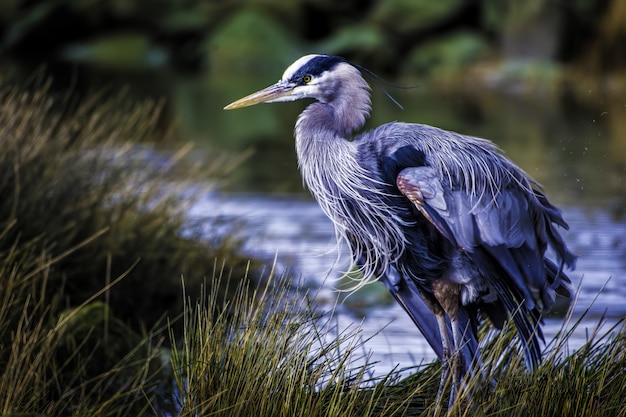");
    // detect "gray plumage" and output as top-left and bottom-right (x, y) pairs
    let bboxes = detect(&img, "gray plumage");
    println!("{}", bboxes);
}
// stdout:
(225, 54), (576, 405)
